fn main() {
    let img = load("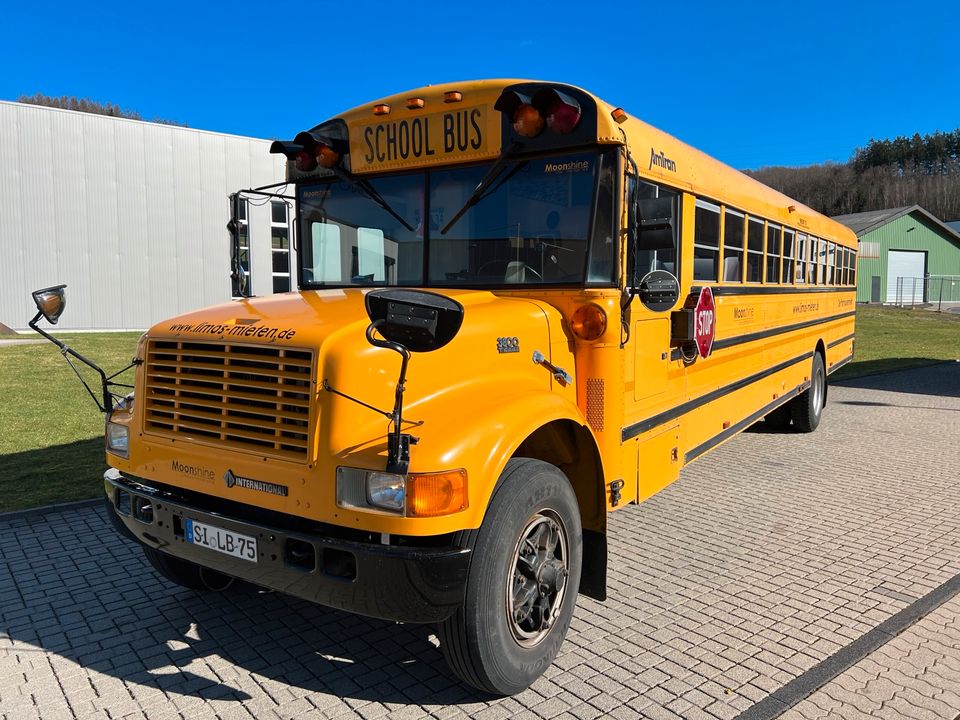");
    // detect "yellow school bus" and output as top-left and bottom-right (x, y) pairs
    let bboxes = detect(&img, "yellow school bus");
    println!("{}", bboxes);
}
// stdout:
(31, 79), (856, 695)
